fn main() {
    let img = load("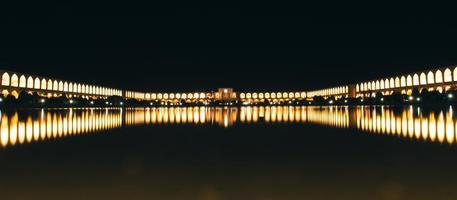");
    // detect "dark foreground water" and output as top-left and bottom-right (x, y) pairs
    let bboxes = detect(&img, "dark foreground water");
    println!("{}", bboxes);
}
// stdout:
(1, 106), (457, 200)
